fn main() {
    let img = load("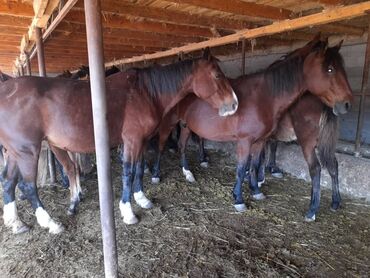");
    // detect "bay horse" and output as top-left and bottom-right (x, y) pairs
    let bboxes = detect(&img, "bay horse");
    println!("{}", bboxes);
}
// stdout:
(246, 93), (340, 221)
(0, 50), (238, 234)
(152, 37), (353, 218)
